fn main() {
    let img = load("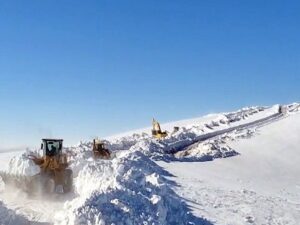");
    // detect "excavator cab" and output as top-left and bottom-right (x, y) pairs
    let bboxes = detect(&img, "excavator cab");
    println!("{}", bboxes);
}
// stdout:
(152, 118), (168, 139)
